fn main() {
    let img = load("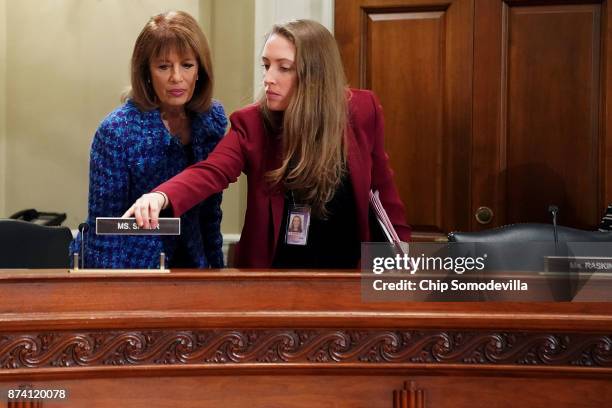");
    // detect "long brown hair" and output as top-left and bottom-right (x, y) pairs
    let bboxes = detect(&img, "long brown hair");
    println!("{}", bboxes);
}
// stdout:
(125, 10), (214, 112)
(261, 20), (348, 217)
